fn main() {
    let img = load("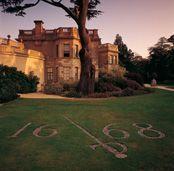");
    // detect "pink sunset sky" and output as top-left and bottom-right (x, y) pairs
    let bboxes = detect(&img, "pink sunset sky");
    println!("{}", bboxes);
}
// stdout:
(0, 0), (174, 57)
